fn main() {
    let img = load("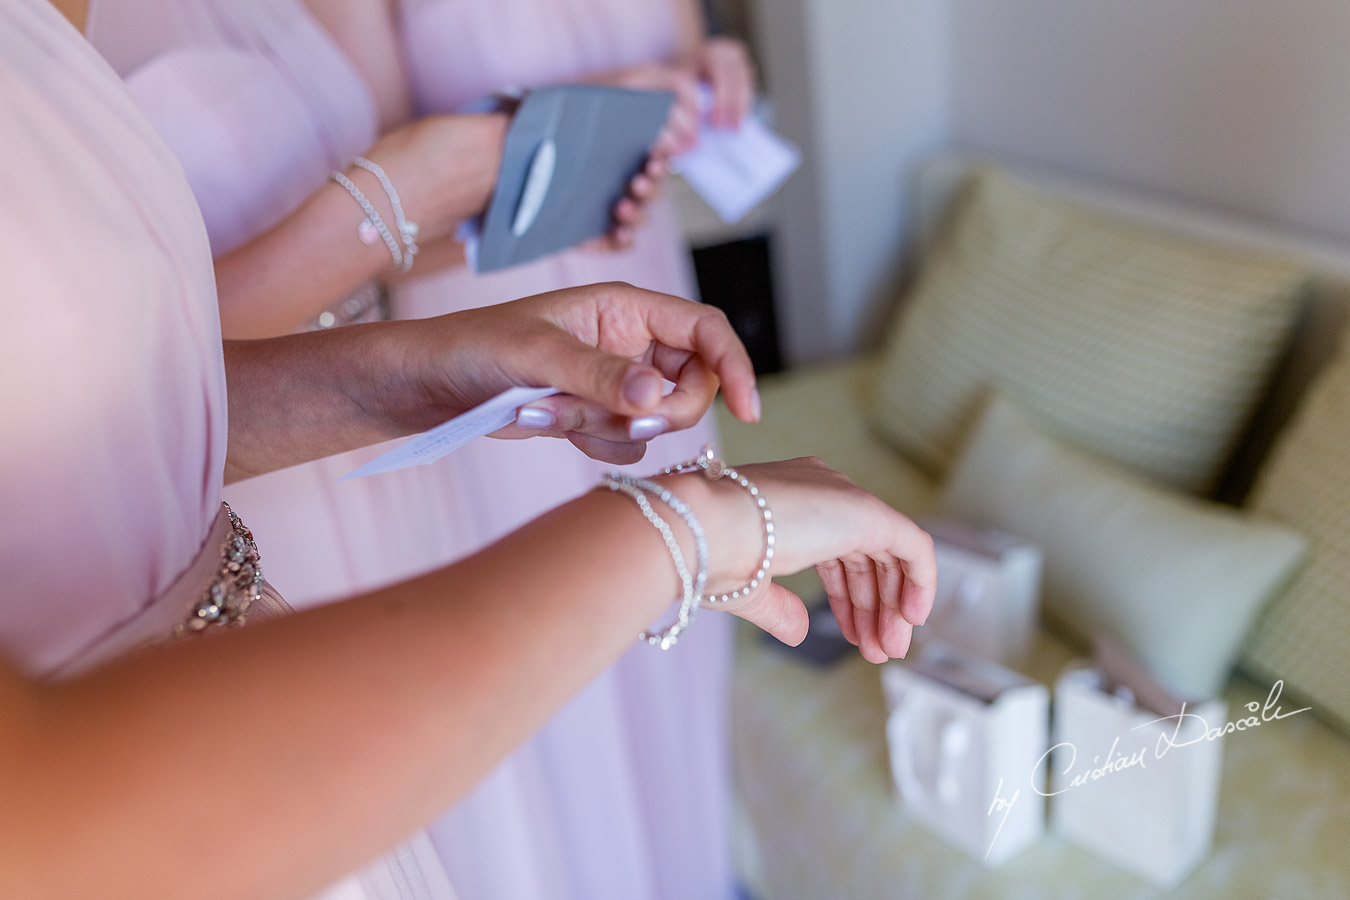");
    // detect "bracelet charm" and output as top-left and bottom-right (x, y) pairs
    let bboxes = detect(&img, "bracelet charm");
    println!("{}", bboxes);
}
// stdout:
(664, 445), (774, 604)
